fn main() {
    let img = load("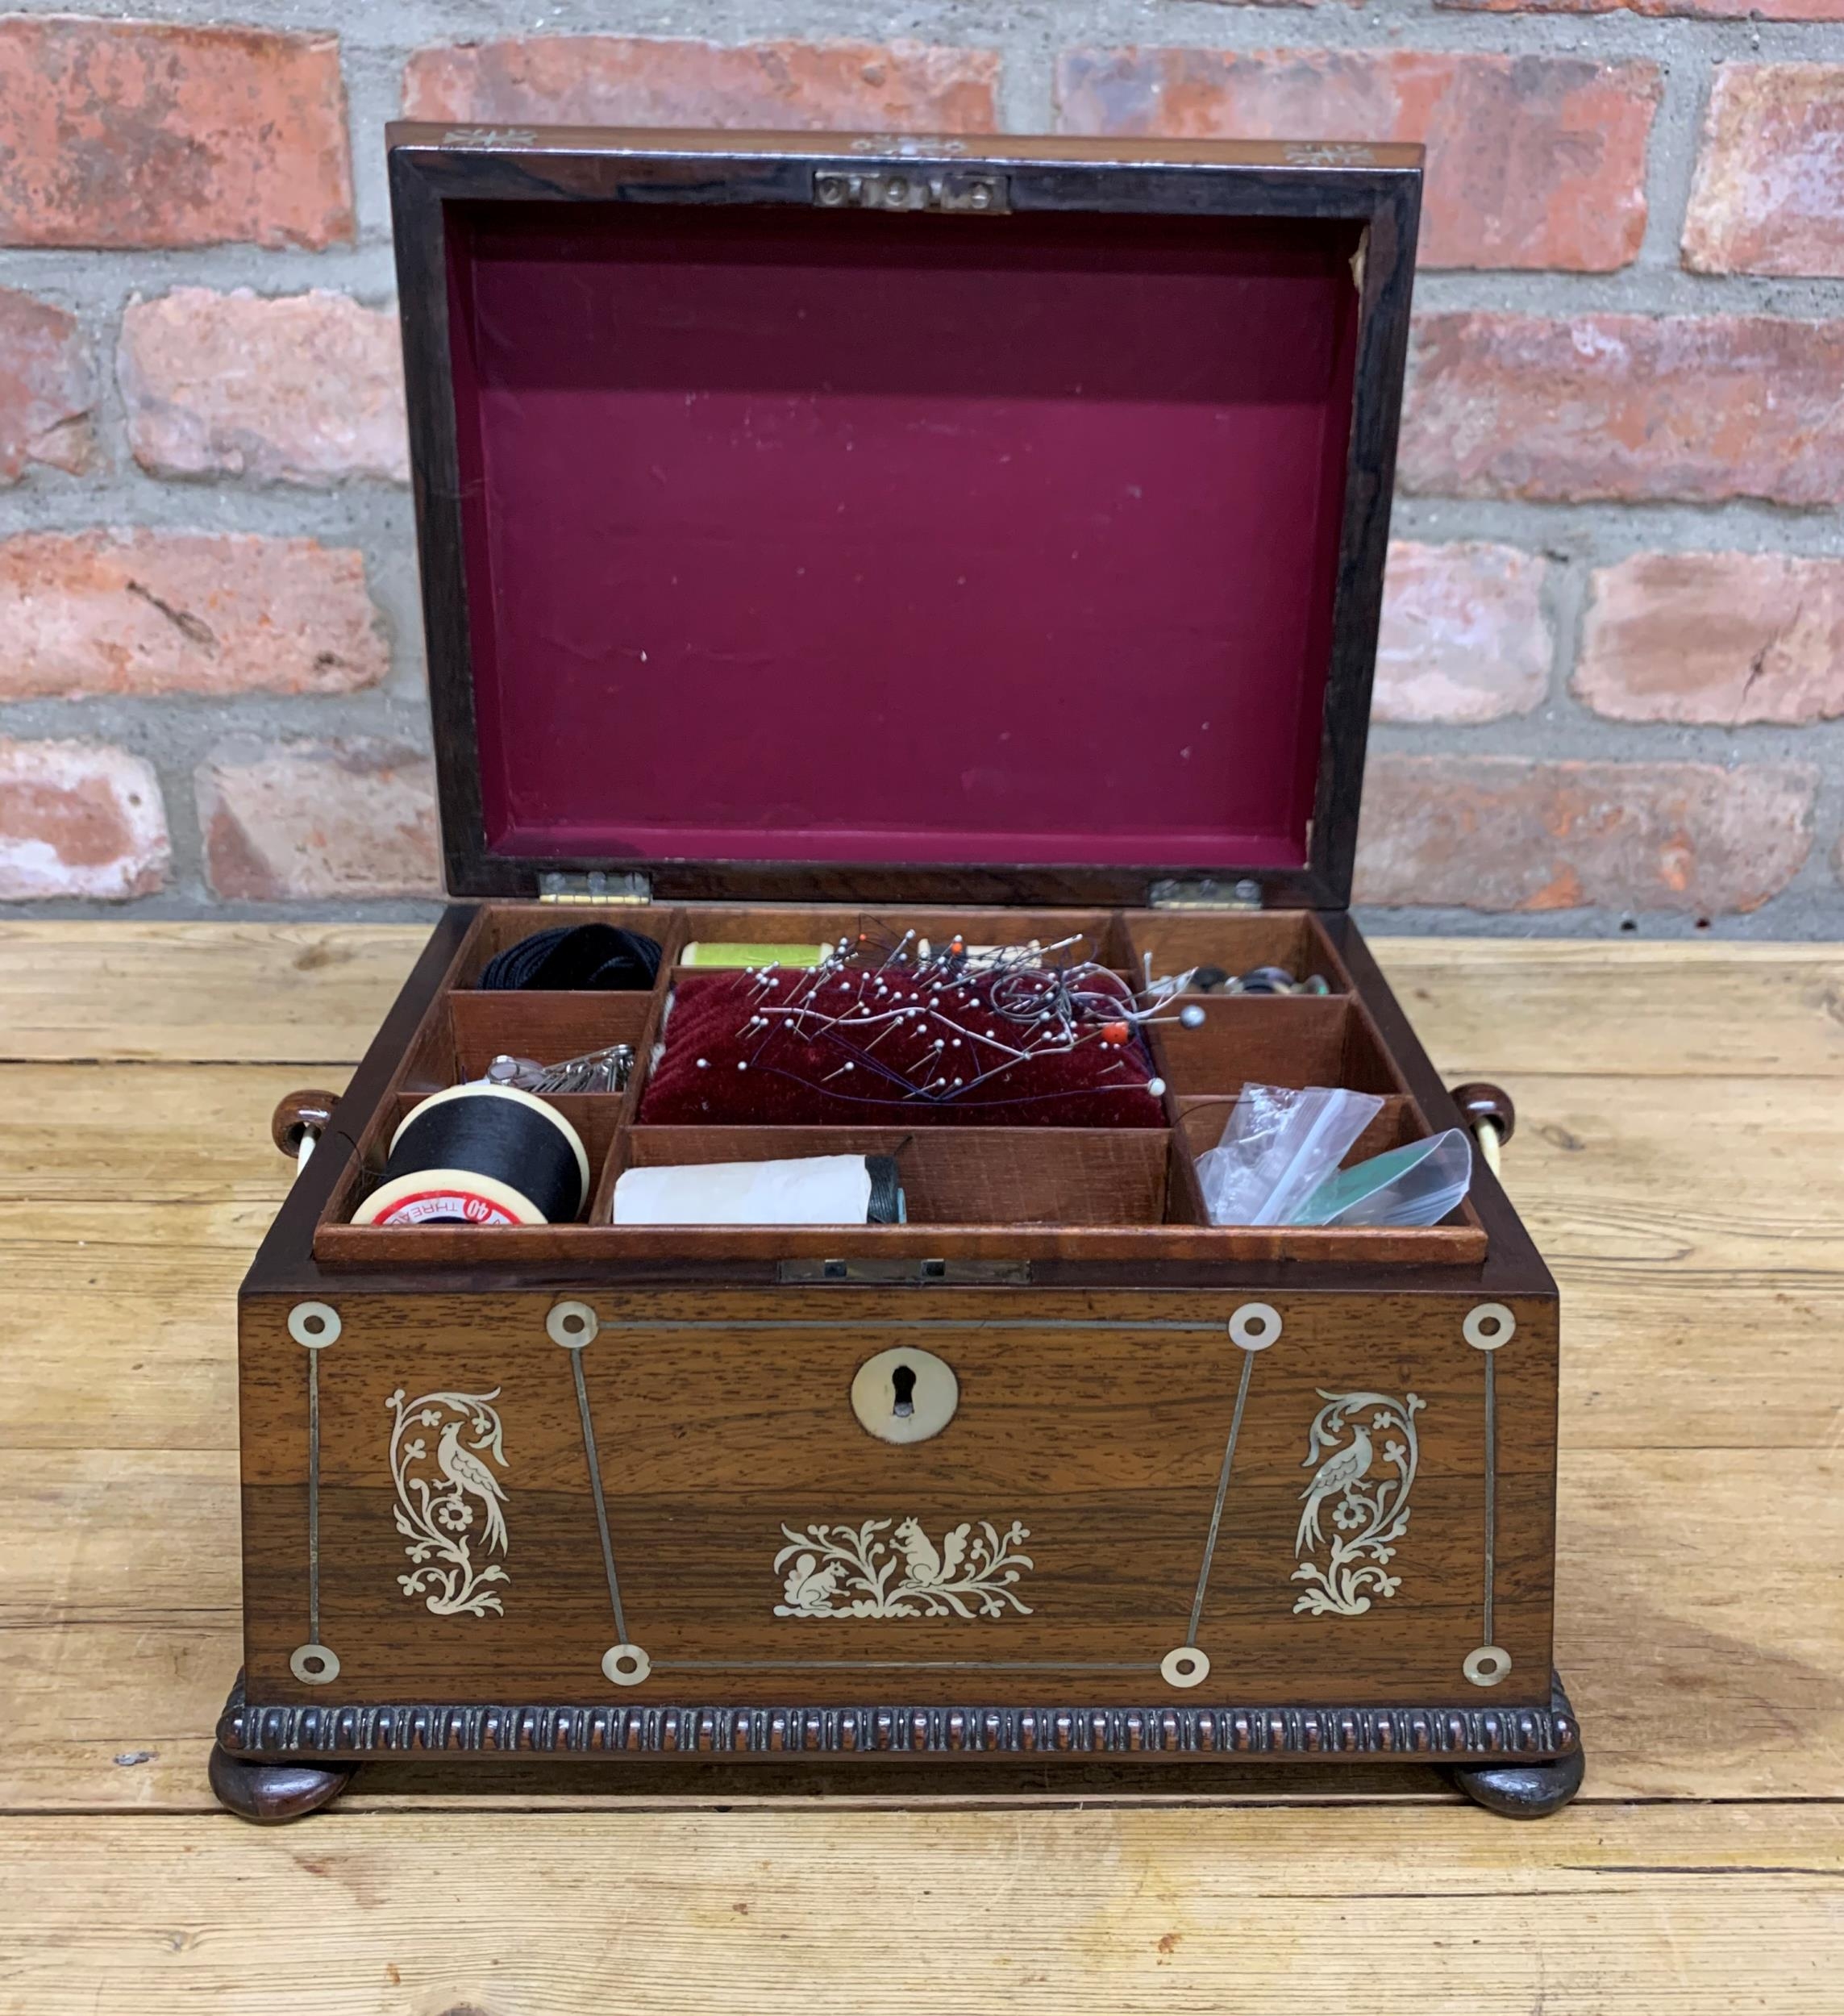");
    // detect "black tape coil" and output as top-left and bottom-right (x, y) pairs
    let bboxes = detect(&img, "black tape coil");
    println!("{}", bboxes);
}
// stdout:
(359, 1085), (589, 1227)
(480, 925), (663, 992)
